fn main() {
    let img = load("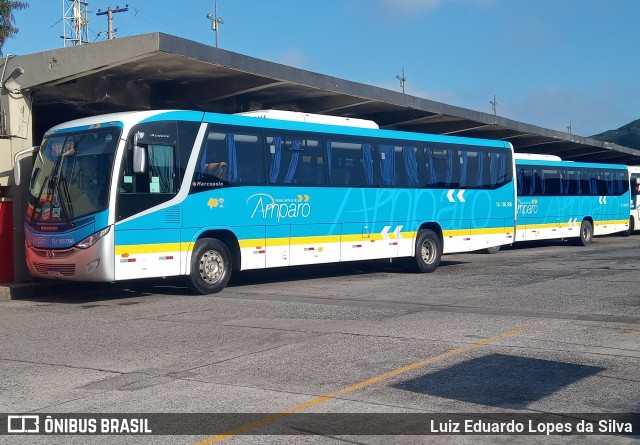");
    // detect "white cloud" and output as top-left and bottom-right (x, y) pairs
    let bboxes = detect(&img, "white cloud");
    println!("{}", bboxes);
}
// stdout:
(500, 87), (636, 136)
(377, 0), (442, 18)
(264, 49), (314, 71)
(375, 0), (496, 19)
